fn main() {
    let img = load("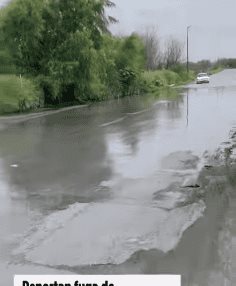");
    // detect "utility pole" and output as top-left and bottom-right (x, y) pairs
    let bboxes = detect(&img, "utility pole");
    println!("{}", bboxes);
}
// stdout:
(187, 26), (191, 73)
